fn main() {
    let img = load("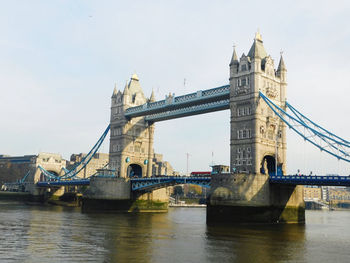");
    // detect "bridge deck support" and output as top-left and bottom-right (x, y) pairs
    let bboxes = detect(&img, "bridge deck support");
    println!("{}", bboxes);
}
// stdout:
(82, 177), (168, 212)
(207, 174), (305, 224)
